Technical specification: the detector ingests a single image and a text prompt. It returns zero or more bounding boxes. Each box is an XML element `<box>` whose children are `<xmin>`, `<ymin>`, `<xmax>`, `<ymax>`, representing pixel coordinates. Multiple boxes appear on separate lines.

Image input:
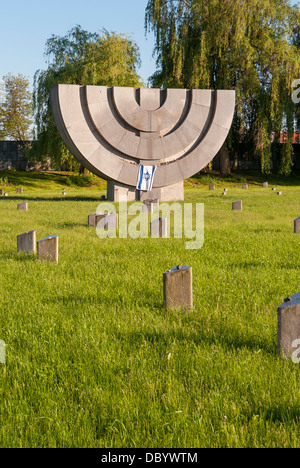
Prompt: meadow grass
<box><xmin>0</xmin><ymin>171</ymin><xmax>299</xmax><ymax>448</ymax></box>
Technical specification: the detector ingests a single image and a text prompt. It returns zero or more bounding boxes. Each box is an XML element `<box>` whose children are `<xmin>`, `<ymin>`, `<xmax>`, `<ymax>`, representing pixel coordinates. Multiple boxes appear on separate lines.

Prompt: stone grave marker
<box><xmin>151</xmin><ymin>217</ymin><xmax>167</xmax><ymax>238</ymax></box>
<box><xmin>97</xmin><ymin>212</ymin><xmax>118</xmax><ymax>230</ymax></box>
<box><xmin>209</xmin><ymin>185</ymin><xmax>215</xmax><ymax>191</ymax></box>
<box><xmin>88</xmin><ymin>212</ymin><xmax>104</xmax><ymax>227</ymax></box>
<box><xmin>0</xmin><ymin>189</ymin><xmax>4</xmax><ymax>196</ymax></box>
<box><xmin>89</xmin><ymin>212</ymin><xmax>118</xmax><ymax>229</ymax></box>
<box><xmin>17</xmin><ymin>202</ymin><xmax>28</xmax><ymax>211</ymax></box>
<box><xmin>88</xmin><ymin>213</ymin><xmax>96</xmax><ymax>226</ymax></box>
<box><xmin>294</xmin><ymin>217</ymin><xmax>300</xmax><ymax>234</ymax></box>
<box><xmin>277</xmin><ymin>294</ymin><xmax>300</xmax><ymax>362</ymax></box>
<box><xmin>16</xmin><ymin>187</ymin><xmax>23</xmax><ymax>194</ymax></box>
<box><xmin>4</xmin><ymin>193</ymin><xmax>8</xmax><ymax>197</ymax></box>
<box><xmin>17</xmin><ymin>230</ymin><xmax>36</xmax><ymax>254</ymax></box>
<box><xmin>37</xmin><ymin>235</ymin><xmax>59</xmax><ymax>263</ymax></box>
<box><xmin>163</xmin><ymin>265</ymin><xmax>193</xmax><ymax>310</ymax></box>
<box><xmin>143</xmin><ymin>199</ymin><xmax>159</xmax><ymax>214</ymax></box>
<box><xmin>0</xmin><ymin>340</ymin><xmax>6</xmax><ymax>364</ymax></box>
<box><xmin>232</xmin><ymin>200</ymin><xmax>242</xmax><ymax>211</ymax></box>
<box><xmin>262</xmin><ymin>182</ymin><xmax>268</xmax><ymax>188</ymax></box>
<box><xmin>242</xmin><ymin>184</ymin><xmax>248</xmax><ymax>190</ymax></box>
<box><xmin>277</xmin><ymin>191</ymin><xmax>282</xmax><ymax>196</ymax></box>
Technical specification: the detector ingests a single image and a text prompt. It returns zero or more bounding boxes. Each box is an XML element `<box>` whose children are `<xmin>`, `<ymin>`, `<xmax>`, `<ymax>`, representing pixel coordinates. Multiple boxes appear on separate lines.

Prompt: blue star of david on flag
<box><xmin>137</xmin><ymin>165</ymin><xmax>156</xmax><ymax>191</ymax></box>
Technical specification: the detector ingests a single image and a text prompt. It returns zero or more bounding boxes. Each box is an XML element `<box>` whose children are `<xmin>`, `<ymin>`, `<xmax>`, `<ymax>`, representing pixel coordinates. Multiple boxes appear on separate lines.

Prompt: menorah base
<box><xmin>107</xmin><ymin>181</ymin><xmax>184</xmax><ymax>202</ymax></box>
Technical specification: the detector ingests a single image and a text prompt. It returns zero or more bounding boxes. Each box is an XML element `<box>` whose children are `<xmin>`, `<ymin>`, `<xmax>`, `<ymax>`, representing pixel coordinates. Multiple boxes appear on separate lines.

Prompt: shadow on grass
<box><xmin>191</xmin><ymin>169</ymin><xmax>300</xmax><ymax>187</ymax></box>
<box><xmin>55</xmin><ymin>222</ymin><xmax>87</xmax><ymax>229</ymax></box>
<box><xmin>264</xmin><ymin>404</ymin><xmax>300</xmax><ymax>423</ymax></box>
<box><xmin>0</xmin><ymin>196</ymin><xmax>103</xmax><ymax>202</ymax></box>
<box><xmin>2</xmin><ymin>252</ymin><xmax>37</xmax><ymax>262</ymax></box>
<box><xmin>47</xmin><ymin>292</ymin><xmax>275</xmax><ymax>355</ymax></box>
<box><xmin>233</xmin><ymin>261</ymin><xmax>264</xmax><ymax>269</ymax></box>
<box><xmin>122</xmin><ymin>326</ymin><xmax>275</xmax><ymax>356</ymax></box>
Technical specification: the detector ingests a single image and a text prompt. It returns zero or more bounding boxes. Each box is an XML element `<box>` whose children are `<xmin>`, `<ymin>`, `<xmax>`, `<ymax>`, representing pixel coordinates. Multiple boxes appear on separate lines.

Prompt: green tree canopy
<box><xmin>0</xmin><ymin>73</ymin><xmax>33</xmax><ymax>141</ymax></box>
<box><xmin>32</xmin><ymin>25</ymin><xmax>143</xmax><ymax>169</ymax></box>
<box><xmin>145</xmin><ymin>0</ymin><xmax>300</xmax><ymax>175</ymax></box>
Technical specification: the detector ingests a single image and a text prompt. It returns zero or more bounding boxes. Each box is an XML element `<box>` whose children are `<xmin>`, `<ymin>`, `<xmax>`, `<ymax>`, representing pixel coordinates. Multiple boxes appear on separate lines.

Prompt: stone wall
<box><xmin>0</xmin><ymin>141</ymin><xmax>50</xmax><ymax>171</ymax></box>
<box><xmin>0</xmin><ymin>141</ymin><xmax>31</xmax><ymax>170</ymax></box>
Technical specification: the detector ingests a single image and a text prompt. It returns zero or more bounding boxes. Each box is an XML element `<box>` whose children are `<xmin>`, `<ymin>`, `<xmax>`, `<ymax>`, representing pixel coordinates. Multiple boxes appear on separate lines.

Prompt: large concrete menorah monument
<box><xmin>50</xmin><ymin>85</ymin><xmax>235</xmax><ymax>201</ymax></box>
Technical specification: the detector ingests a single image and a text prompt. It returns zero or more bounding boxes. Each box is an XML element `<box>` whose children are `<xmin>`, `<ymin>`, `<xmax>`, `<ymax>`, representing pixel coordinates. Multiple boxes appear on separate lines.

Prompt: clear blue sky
<box><xmin>0</xmin><ymin>0</ymin><xmax>156</xmax><ymax>89</ymax></box>
<box><xmin>0</xmin><ymin>0</ymin><xmax>299</xmax><ymax>91</ymax></box>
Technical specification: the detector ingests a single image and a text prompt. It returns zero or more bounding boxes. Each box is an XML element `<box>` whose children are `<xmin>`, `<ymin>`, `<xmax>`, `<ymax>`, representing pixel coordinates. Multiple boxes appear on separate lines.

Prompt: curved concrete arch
<box><xmin>112</xmin><ymin>87</ymin><xmax>187</xmax><ymax>133</ymax></box>
<box><xmin>156</xmin><ymin>91</ymin><xmax>235</xmax><ymax>186</ymax></box>
<box><xmin>50</xmin><ymin>85</ymin><xmax>235</xmax><ymax>189</ymax></box>
<box><xmin>50</xmin><ymin>84</ymin><xmax>139</xmax><ymax>185</ymax></box>
<box><xmin>85</xmin><ymin>86</ymin><xmax>212</xmax><ymax>161</ymax></box>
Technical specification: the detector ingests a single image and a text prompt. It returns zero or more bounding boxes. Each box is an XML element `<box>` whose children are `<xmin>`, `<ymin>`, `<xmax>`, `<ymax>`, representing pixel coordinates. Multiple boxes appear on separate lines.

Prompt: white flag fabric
<box><xmin>136</xmin><ymin>165</ymin><xmax>156</xmax><ymax>191</ymax></box>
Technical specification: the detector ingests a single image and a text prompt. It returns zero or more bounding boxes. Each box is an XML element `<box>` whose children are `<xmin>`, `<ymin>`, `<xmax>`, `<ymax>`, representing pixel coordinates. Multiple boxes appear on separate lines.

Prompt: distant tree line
<box><xmin>145</xmin><ymin>0</ymin><xmax>300</xmax><ymax>176</ymax></box>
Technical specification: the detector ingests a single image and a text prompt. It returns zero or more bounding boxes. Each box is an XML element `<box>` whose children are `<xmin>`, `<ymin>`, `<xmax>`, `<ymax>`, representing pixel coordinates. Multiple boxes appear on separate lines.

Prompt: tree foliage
<box><xmin>0</xmin><ymin>73</ymin><xmax>33</xmax><ymax>141</ymax></box>
<box><xmin>145</xmin><ymin>0</ymin><xmax>300</xmax><ymax>175</ymax></box>
<box><xmin>32</xmin><ymin>25</ymin><xmax>143</xmax><ymax>169</ymax></box>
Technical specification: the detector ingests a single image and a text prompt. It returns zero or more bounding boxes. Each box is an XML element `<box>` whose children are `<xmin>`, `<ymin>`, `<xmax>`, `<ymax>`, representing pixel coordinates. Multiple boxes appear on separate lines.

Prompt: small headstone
<box><xmin>0</xmin><ymin>340</ymin><xmax>6</xmax><ymax>364</ymax></box>
<box><xmin>242</xmin><ymin>184</ymin><xmax>248</xmax><ymax>190</ymax></box>
<box><xmin>272</xmin><ymin>188</ymin><xmax>276</xmax><ymax>191</ymax></box>
<box><xmin>0</xmin><ymin>189</ymin><xmax>4</xmax><ymax>196</ymax></box>
<box><xmin>17</xmin><ymin>202</ymin><xmax>28</xmax><ymax>211</ymax></box>
<box><xmin>209</xmin><ymin>185</ymin><xmax>215</xmax><ymax>191</ymax></box>
<box><xmin>232</xmin><ymin>200</ymin><xmax>242</xmax><ymax>211</ymax></box>
<box><xmin>143</xmin><ymin>199</ymin><xmax>159</xmax><ymax>214</ymax></box>
<box><xmin>151</xmin><ymin>217</ymin><xmax>167</xmax><ymax>238</ymax></box>
<box><xmin>262</xmin><ymin>182</ymin><xmax>268</xmax><ymax>188</ymax></box>
<box><xmin>163</xmin><ymin>265</ymin><xmax>193</xmax><ymax>310</ymax></box>
<box><xmin>294</xmin><ymin>217</ymin><xmax>300</xmax><ymax>234</ymax></box>
<box><xmin>62</xmin><ymin>190</ymin><xmax>67</xmax><ymax>196</ymax></box>
<box><xmin>16</xmin><ymin>187</ymin><xmax>23</xmax><ymax>194</ymax></box>
<box><xmin>222</xmin><ymin>192</ymin><xmax>227</xmax><ymax>196</ymax></box>
<box><xmin>4</xmin><ymin>193</ymin><xmax>8</xmax><ymax>197</ymax></box>
<box><xmin>37</xmin><ymin>235</ymin><xmax>59</xmax><ymax>263</ymax></box>
<box><xmin>224</xmin><ymin>188</ymin><xmax>228</xmax><ymax>192</ymax></box>
<box><xmin>277</xmin><ymin>191</ymin><xmax>282</xmax><ymax>196</ymax></box>
<box><xmin>17</xmin><ymin>230</ymin><xmax>36</xmax><ymax>254</ymax></box>
<box><xmin>88</xmin><ymin>212</ymin><xmax>104</xmax><ymax>227</ymax></box>
<box><xmin>88</xmin><ymin>212</ymin><xmax>118</xmax><ymax>229</ymax></box>
<box><xmin>144</xmin><ymin>198</ymin><xmax>159</xmax><ymax>204</ymax></box>
<box><xmin>277</xmin><ymin>294</ymin><xmax>300</xmax><ymax>361</ymax></box>
<box><xmin>97</xmin><ymin>212</ymin><xmax>118</xmax><ymax>230</ymax></box>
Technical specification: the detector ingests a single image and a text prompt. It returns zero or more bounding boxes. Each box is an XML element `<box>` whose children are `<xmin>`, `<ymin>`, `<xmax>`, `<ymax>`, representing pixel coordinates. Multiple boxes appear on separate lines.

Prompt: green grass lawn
<box><xmin>0</xmin><ymin>170</ymin><xmax>299</xmax><ymax>448</ymax></box>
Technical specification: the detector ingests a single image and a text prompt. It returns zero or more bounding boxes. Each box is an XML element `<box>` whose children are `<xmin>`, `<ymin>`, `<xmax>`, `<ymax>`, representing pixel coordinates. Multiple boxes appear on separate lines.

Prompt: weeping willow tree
<box><xmin>145</xmin><ymin>0</ymin><xmax>300</xmax><ymax>175</ymax></box>
<box><xmin>32</xmin><ymin>25</ymin><xmax>142</xmax><ymax>169</ymax></box>
<box><xmin>294</xmin><ymin>25</ymin><xmax>300</xmax><ymax>130</ymax></box>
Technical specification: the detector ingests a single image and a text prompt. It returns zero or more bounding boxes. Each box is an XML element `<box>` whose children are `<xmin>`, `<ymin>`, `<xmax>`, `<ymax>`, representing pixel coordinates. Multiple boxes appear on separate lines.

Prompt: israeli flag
<box><xmin>137</xmin><ymin>165</ymin><xmax>156</xmax><ymax>191</ymax></box>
